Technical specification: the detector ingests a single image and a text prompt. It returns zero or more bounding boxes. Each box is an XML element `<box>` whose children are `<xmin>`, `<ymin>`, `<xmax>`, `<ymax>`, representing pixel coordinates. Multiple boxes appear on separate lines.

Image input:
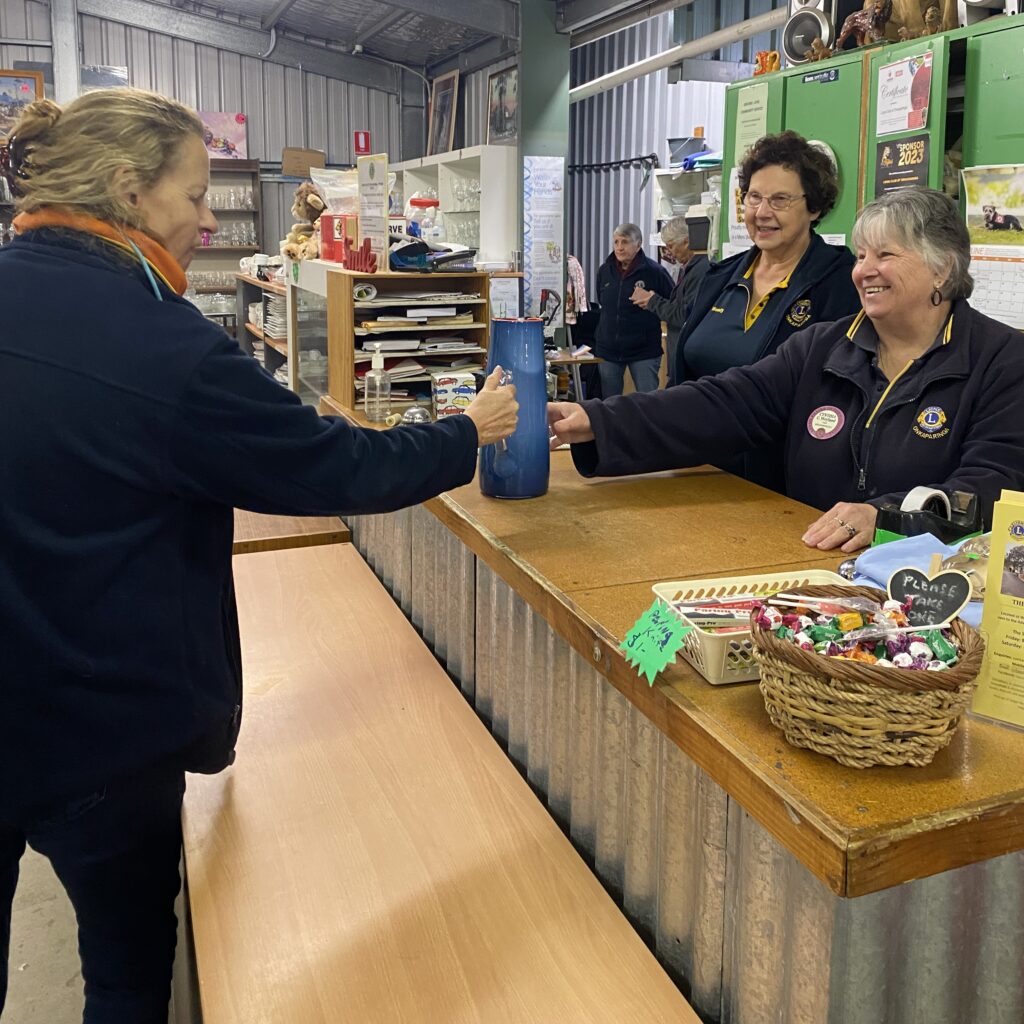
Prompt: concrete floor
<box><xmin>5</xmin><ymin>849</ymin><xmax>84</xmax><ymax>1023</ymax></box>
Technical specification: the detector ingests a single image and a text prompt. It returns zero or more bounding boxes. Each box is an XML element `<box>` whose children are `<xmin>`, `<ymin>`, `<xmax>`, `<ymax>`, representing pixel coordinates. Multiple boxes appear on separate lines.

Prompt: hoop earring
<box><xmin>930</xmin><ymin>287</ymin><xmax>943</xmax><ymax>307</ymax></box>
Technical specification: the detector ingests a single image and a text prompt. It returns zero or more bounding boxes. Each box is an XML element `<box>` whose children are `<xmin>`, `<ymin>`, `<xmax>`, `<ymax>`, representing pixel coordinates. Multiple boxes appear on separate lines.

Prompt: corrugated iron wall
<box><xmin>570</xmin><ymin>11</ymin><xmax>726</xmax><ymax>288</ymax></box>
<box><xmin>569</xmin><ymin>0</ymin><xmax>779</xmax><ymax>290</ymax></box>
<box><xmin>2</xmin><ymin>0</ymin><xmax>402</xmax><ymax>248</ymax></box>
<box><xmin>74</xmin><ymin>14</ymin><xmax>401</xmax><ymax>163</ymax></box>
<box><xmin>0</xmin><ymin>0</ymin><xmax>51</xmax><ymax>67</ymax></box>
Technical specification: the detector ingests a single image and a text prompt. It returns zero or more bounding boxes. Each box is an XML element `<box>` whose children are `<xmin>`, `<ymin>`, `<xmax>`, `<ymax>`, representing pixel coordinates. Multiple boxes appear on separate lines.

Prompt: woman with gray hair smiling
<box><xmin>549</xmin><ymin>187</ymin><xmax>1024</xmax><ymax>551</ymax></box>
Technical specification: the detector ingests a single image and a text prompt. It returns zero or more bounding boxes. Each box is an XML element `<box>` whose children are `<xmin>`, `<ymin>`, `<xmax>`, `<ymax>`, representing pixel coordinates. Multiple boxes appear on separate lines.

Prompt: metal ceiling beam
<box><xmin>50</xmin><ymin>0</ymin><xmax>81</xmax><ymax>103</ymax></box>
<box><xmin>76</xmin><ymin>0</ymin><xmax>398</xmax><ymax>93</ymax></box>
<box><xmin>356</xmin><ymin>9</ymin><xmax>407</xmax><ymax>45</ymax></box>
<box><xmin>380</xmin><ymin>0</ymin><xmax>516</xmax><ymax>40</ymax></box>
<box><xmin>569</xmin><ymin>7</ymin><xmax>786</xmax><ymax>102</ymax></box>
<box><xmin>569</xmin><ymin>0</ymin><xmax>695</xmax><ymax>48</ymax></box>
<box><xmin>261</xmin><ymin>0</ymin><xmax>300</xmax><ymax>30</ymax></box>
<box><xmin>425</xmin><ymin>35</ymin><xmax>516</xmax><ymax>79</ymax></box>
<box><xmin>557</xmin><ymin>0</ymin><xmax>643</xmax><ymax>33</ymax></box>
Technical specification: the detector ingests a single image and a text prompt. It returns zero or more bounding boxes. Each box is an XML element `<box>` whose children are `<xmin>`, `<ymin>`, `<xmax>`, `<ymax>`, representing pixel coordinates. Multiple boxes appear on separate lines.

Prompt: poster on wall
<box><xmin>875</xmin><ymin>51</ymin><xmax>932</xmax><ymax>137</ymax></box>
<box><xmin>874</xmin><ymin>133</ymin><xmax>929</xmax><ymax>197</ymax></box>
<box><xmin>0</xmin><ymin>69</ymin><xmax>44</xmax><ymax>140</ymax></box>
<box><xmin>199</xmin><ymin>112</ymin><xmax>248</xmax><ymax>159</ymax></box>
<box><xmin>961</xmin><ymin>164</ymin><xmax>1024</xmax><ymax>329</ymax></box>
<box><xmin>358</xmin><ymin>152</ymin><xmax>390</xmax><ymax>272</ymax></box>
<box><xmin>733</xmin><ymin>82</ymin><xmax>768</xmax><ymax>162</ymax></box>
<box><xmin>490</xmin><ymin>276</ymin><xmax>522</xmax><ymax>319</ymax></box>
<box><xmin>486</xmin><ymin>67</ymin><xmax>518</xmax><ymax>146</ymax></box>
<box><xmin>726</xmin><ymin>167</ymin><xmax>751</xmax><ymax>251</ymax></box>
<box><xmin>523</xmin><ymin>156</ymin><xmax>564</xmax><ymax>335</ymax></box>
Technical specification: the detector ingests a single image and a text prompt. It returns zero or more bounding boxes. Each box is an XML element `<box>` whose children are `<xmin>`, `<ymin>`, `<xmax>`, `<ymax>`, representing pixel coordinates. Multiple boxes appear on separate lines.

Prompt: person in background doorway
<box><xmin>630</xmin><ymin>217</ymin><xmax>710</xmax><ymax>387</ymax></box>
<box><xmin>593</xmin><ymin>222</ymin><xmax>674</xmax><ymax>396</ymax></box>
<box><xmin>0</xmin><ymin>88</ymin><xmax>517</xmax><ymax>1023</ymax></box>
<box><xmin>549</xmin><ymin>188</ymin><xmax>1024</xmax><ymax>550</ymax></box>
<box><xmin>669</xmin><ymin>131</ymin><xmax>860</xmax><ymax>490</ymax></box>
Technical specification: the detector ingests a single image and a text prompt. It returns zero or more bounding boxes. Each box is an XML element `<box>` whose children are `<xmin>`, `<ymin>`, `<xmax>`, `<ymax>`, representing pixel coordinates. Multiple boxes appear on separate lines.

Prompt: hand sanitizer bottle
<box><xmin>364</xmin><ymin>343</ymin><xmax>391</xmax><ymax>422</ymax></box>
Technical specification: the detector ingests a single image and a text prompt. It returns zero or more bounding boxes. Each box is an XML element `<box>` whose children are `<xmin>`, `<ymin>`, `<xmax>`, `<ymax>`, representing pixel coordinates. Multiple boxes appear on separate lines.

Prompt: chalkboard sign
<box><xmin>887</xmin><ymin>567</ymin><xmax>972</xmax><ymax>627</ymax></box>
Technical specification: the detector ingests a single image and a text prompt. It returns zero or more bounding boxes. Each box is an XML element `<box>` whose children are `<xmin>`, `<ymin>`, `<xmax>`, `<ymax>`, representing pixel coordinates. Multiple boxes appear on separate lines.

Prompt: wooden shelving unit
<box><xmin>318</xmin><ymin>266</ymin><xmax>490</xmax><ymax>412</ymax></box>
<box><xmin>236</xmin><ymin>271</ymin><xmax>291</xmax><ymax>385</ymax></box>
<box><xmin>188</xmin><ymin>158</ymin><xmax>262</xmax><ymax>296</ymax></box>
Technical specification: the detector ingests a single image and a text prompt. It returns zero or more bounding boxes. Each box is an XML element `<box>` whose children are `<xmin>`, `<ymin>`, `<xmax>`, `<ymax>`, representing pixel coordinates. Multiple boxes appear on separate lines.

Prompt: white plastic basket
<box><xmin>652</xmin><ymin>569</ymin><xmax>847</xmax><ymax>685</ymax></box>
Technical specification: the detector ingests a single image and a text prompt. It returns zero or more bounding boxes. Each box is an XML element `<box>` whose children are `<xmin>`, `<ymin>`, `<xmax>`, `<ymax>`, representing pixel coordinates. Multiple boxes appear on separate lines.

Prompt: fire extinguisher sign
<box><xmin>353</xmin><ymin>131</ymin><xmax>371</xmax><ymax>155</ymax></box>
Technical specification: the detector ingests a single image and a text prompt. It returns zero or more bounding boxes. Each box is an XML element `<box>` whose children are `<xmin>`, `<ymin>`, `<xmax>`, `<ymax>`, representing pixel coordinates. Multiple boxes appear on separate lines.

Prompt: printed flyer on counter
<box><xmin>972</xmin><ymin>489</ymin><xmax>1024</xmax><ymax>730</ymax></box>
<box><xmin>961</xmin><ymin>164</ymin><xmax>1024</xmax><ymax>329</ymax></box>
<box><xmin>523</xmin><ymin>155</ymin><xmax>565</xmax><ymax>334</ymax></box>
<box><xmin>357</xmin><ymin>153</ymin><xmax>390</xmax><ymax>270</ymax></box>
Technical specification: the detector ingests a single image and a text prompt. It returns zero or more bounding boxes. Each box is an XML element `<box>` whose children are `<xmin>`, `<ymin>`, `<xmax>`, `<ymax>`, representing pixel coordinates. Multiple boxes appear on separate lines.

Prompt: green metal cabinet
<box><xmin>720</xmin><ymin>54</ymin><xmax>865</xmax><ymax>246</ymax></box>
<box><xmin>720</xmin><ymin>76</ymin><xmax>785</xmax><ymax>248</ymax></box>
<box><xmin>962</xmin><ymin>20</ymin><xmax>1024</xmax><ymax>168</ymax></box>
<box><xmin>863</xmin><ymin>34</ymin><xmax>951</xmax><ymax>199</ymax></box>
<box><xmin>781</xmin><ymin>51</ymin><xmax>866</xmax><ymax>239</ymax></box>
<box><xmin>718</xmin><ymin>19</ymin><xmax>1024</xmax><ymax>250</ymax></box>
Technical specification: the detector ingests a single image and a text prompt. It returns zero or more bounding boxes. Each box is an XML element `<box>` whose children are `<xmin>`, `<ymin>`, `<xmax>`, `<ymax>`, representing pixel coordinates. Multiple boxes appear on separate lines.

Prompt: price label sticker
<box><xmin>620</xmin><ymin>600</ymin><xmax>693</xmax><ymax>685</ymax></box>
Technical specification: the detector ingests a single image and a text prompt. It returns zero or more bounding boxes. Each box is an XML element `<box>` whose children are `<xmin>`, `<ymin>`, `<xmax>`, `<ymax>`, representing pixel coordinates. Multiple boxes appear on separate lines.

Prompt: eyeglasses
<box><xmin>743</xmin><ymin>191</ymin><xmax>806</xmax><ymax>211</ymax></box>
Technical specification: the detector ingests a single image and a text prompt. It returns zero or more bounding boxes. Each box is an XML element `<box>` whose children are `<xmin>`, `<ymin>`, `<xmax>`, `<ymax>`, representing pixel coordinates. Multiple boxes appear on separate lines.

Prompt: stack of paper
<box><xmin>359</xmin><ymin>312</ymin><xmax>475</xmax><ymax>331</ymax></box>
<box><xmin>355</xmin><ymin>358</ymin><xmax>427</xmax><ymax>390</ymax></box>
<box><xmin>360</xmin><ymin>338</ymin><xmax>422</xmax><ymax>353</ymax></box>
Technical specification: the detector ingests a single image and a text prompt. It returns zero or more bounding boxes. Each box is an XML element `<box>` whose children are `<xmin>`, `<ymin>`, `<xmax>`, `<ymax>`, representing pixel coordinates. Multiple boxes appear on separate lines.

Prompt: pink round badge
<box><xmin>807</xmin><ymin>406</ymin><xmax>845</xmax><ymax>440</ymax></box>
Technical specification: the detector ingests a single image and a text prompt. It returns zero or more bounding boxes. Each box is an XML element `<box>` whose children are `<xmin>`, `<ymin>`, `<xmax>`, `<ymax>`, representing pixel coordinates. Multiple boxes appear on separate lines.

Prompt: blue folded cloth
<box><xmin>853</xmin><ymin>534</ymin><xmax>982</xmax><ymax>627</ymax></box>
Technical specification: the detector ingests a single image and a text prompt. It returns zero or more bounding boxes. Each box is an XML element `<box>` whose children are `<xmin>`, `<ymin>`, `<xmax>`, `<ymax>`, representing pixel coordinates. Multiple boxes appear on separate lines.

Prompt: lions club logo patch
<box><xmin>913</xmin><ymin>406</ymin><xmax>949</xmax><ymax>439</ymax></box>
<box><xmin>807</xmin><ymin>406</ymin><xmax>845</xmax><ymax>440</ymax></box>
<box><xmin>786</xmin><ymin>298</ymin><xmax>812</xmax><ymax>327</ymax></box>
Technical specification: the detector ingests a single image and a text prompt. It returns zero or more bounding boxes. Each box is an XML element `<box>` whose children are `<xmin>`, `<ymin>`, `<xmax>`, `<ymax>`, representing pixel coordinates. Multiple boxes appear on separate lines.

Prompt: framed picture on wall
<box><xmin>486</xmin><ymin>67</ymin><xmax>518</xmax><ymax>146</ymax></box>
<box><xmin>0</xmin><ymin>69</ymin><xmax>44</xmax><ymax>141</ymax></box>
<box><xmin>198</xmin><ymin>112</ymin><xmax>248</xmax><ymax>159</ymax></box>
<box><xmin>427</xmin><ymin>70</ymin><xmax>459</xmax><ymax>157</ymax></box>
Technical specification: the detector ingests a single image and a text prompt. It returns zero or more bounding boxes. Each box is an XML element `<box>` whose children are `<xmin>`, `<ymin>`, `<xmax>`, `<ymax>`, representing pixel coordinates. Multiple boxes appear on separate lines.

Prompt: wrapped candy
<box><xmin>759</xmin><ymin>593</ymin><xmax>961</xmax><ymax>670</ymax></box>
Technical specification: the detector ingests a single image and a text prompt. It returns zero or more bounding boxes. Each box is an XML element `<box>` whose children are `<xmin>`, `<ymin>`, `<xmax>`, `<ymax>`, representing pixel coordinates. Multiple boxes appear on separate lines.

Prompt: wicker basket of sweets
<box><xmin>750</xmin><ymin>585</ymin><xmax>984</xmax><ymax>769</ymax></box>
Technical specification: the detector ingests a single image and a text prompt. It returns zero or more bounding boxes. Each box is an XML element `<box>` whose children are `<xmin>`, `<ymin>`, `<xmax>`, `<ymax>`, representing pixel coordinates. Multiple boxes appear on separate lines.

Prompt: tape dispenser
<box><xmin>874</xmin><ymin>486</ymin><xmax>982</xmax><ymax>544</ymax></box>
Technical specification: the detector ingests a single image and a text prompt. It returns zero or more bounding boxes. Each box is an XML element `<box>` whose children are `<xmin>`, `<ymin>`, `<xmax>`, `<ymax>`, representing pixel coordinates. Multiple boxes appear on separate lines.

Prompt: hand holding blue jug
<box><xmin>479</xmin><ymin>318</ymin><xmax>550</xmax><ymax>499</ymax></box>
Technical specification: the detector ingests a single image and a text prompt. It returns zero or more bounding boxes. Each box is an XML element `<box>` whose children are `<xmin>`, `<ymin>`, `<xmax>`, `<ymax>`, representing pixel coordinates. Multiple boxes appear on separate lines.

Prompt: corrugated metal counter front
<box><xmin>322</xmin><ymin>399</ymin><xmax>1024</xmax><ymax>1024</ymax></box>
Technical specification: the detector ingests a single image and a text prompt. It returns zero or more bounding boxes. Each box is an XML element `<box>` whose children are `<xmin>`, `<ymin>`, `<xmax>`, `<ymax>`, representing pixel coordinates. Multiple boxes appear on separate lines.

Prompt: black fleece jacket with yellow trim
<box><xmin>572</xmin><ymin>301</ymin><xmax>1024</xmax><ymax>525</ymax></box>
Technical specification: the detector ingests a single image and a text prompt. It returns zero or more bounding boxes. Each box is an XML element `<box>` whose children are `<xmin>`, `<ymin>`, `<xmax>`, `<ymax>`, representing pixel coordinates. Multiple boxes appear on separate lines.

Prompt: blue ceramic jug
<box><xmin>479</xmin><ymin>318</ymin><xmax>550</xmax><ymax>499</ymax></box>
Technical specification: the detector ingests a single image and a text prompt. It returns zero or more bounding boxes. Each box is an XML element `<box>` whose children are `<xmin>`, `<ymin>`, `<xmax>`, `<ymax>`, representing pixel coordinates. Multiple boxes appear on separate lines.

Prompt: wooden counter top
<box><xmin>320</xmin><ymin>396</ymin><xmax>1024</xmax><ymax>897</ymax></box>
<box><xmin>184</xmin><ymin>545</ymin><xmax>697</xmax><ymax>1023</ymax></box>
<box><xmin>232</xmin><ymin>508</ymin><xmax>350</xmax><ymax>554</ymax></box>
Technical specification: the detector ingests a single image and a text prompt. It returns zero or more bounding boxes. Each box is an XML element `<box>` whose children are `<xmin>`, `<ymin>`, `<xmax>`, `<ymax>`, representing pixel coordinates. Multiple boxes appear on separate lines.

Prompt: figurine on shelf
<box><xmin>836</xmin><ymin>0</ymin><xmax>893</xmax><ymax>50</ymax></box>
<box><xmin>280</xmin><ymin>181</ymin><xmax>325</xmax><ymax>261</ymax></box>
<box><xmin>753</xmin><ymin>50</ymin><xmax>781</xmax><ymax>75</ymax></box>
<box><xmin>898</xmin><ymin>4</ymin><xmax>942</xmax><ymax>38</ymax></box>
<box><xmin>805</xmin><ymin>37</ymin><xmax>835</xmax><ymax>61</ymax></box>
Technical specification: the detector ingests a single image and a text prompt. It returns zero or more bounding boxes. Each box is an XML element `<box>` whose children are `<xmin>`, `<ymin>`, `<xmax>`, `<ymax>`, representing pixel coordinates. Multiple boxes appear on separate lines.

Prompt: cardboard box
<box><xmin>430</xmin><ymin>370</ymin><xmax>477</xmax><ymax>418</ymax></box>
<box><xmin>281</xmin><ymin>147</ymin><xmax>326</xmax><ymax>178</ymax></box>
<box><xmin>320</xmin><ymin>214</ymin><xmax>359</xmax><ymax>263</ymax></box>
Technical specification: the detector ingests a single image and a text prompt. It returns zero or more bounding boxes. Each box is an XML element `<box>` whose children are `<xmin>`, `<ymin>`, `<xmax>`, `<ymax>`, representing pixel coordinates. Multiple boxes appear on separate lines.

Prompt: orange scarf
<box><xmin>12</xmin><ymin>208</ymin><xmax>188</xmax><ymax>296</ymax></box>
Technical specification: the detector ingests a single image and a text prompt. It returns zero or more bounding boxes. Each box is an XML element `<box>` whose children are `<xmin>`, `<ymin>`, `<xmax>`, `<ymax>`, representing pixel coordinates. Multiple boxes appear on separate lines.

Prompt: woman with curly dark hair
<box><xmin>667</xmin><ymin>130</ymin><xmax>860</xmax><ymax>490</ymax></box>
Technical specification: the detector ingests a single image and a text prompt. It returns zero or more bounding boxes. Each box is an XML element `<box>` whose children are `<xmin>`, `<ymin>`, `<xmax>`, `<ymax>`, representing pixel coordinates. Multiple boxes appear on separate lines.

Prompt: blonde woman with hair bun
<box><xmin>0</xmin><ymin>88</ymin><xmax>516</xmax><ymax>1021</ymax></box>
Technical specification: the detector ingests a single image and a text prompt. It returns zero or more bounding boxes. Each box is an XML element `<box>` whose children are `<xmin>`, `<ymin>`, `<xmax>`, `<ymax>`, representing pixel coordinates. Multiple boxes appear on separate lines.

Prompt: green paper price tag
<box><xmin>620</xmin><ymin>599</ymin><xmax>693</xmax><ymax>685</ymax></box>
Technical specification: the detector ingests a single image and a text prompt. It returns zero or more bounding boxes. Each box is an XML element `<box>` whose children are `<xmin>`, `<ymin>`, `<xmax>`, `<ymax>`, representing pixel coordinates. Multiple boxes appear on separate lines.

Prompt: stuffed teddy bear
<box><xmin>280</xmin><ymin>182</ymin><xmax>326</xmax><ymax>261</ymax></box>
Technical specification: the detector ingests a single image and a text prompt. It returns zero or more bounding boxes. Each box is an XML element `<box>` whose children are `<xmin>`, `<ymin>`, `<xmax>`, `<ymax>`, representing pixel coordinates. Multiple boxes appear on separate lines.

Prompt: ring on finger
<box><xmin>839</xmin><ymin>520</ymin><xmax>857</xmax><ymax>540</ymax></box>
